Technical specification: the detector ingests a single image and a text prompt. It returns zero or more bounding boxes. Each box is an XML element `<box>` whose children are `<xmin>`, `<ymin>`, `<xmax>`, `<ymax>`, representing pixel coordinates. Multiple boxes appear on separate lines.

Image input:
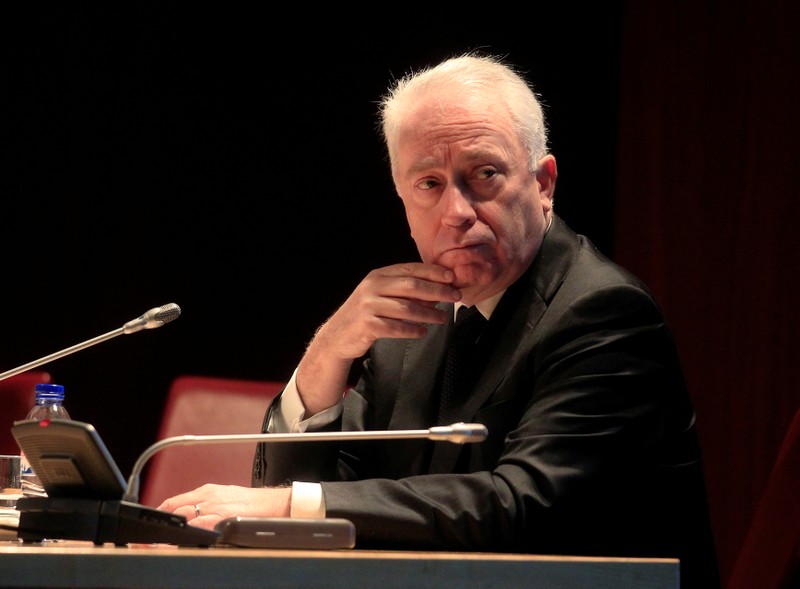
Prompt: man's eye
<box><xmin>477</xmin><ymin>168</ymin><xmax>498</xmax><ymax>180</ymax></box>
<box><xmin>418</xmin><ymin>179</ymin><xmax>439</xmax><ymax>190</ymax></box>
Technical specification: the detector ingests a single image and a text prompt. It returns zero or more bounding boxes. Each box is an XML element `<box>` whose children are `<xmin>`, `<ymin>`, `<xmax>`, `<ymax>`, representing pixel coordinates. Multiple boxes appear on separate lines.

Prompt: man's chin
<box><xmin>450</xmin><ymin>264</ymin><xmax>494</xmax><ymax>290</ymax></box>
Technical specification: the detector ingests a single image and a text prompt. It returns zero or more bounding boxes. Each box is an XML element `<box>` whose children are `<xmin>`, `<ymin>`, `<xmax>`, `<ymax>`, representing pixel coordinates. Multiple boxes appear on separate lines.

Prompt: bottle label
<box><xmin>19</xmin><ymin>452</ymin><xmax>32</xmax><ymax>476</ymax></box>
<box><xmin>19</xmin><ymin>451</ymin><xmax>44</xmax><ymax>494</ymax></box>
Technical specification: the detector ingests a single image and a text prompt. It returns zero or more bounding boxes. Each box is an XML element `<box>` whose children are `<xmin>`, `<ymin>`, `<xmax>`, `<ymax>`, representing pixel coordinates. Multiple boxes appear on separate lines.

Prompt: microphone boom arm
<box><xmin>0</xmin><ymin>303</ymin><xmax>181</xmax><ymax>382</ymax></box>
<box><xmin>0</xmin><ymin>327</ymin><xmax>125</xmax><ymax>382</ymax></box>
<box><xmin>123</xmin><ymin>423</ymin><xmax>488</xmax><ymax>503</ymax></box>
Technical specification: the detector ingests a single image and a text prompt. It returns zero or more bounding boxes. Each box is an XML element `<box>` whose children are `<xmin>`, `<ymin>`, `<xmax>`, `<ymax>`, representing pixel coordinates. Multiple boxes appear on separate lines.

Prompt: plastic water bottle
<box><xmin>19</xmin><ymin>383</ymin><xmax>71</xmax><ymax>495</ymax></box>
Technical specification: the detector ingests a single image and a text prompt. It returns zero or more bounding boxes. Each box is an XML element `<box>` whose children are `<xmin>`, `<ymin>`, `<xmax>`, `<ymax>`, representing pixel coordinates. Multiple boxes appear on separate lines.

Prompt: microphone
<box><xmin>0</xmin><ymin>303</ymin><xmax>181</xmax><ymax>382</ymax></box>
<box><xmin>11</xmin><ymin>418</ymin><xmax>488</xmax><ymax>546</ymax></box>
<box><xmin>122</xmin><ymin>303</ymin><xmax>182</xmax><ymax>334</ymax></box>
<box><xmin>122</xmin><ymin>422</ymin><xmax>489</xmax><ymax>503</ymax></box>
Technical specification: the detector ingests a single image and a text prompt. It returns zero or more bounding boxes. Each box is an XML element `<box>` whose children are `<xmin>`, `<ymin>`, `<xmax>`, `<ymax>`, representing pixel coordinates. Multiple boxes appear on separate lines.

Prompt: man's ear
<box><xmin>536</xmin><ymin>155</ymin><xmax>558</xmax><ymax>206</ymax></box>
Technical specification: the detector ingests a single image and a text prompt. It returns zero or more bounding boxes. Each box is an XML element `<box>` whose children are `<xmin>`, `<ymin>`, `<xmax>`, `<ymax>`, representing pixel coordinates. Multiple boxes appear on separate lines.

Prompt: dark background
<box><xmin>4</xmin><ymin>4</ymin><xmax>622</xmax><ymax>466</ymax></box>
<box><xmin>4</xmin><ymin>3</ymin><xmax>798</xmax><ymax>585</ymax></box>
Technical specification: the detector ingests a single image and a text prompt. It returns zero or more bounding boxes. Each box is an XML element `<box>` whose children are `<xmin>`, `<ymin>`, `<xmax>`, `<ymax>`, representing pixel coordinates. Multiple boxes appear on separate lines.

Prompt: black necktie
<box><xmin>438</xmin><ymin>305</ymin><xmax>486</xmax><ymax>424</ymax></box>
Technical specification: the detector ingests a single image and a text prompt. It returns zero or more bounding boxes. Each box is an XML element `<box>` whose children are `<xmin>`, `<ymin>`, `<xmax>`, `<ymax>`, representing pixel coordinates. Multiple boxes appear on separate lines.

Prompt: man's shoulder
<box><xmin>549</xmin><ymin>215</ymin><xmax>653</xmax><ymax>292</ymax></box>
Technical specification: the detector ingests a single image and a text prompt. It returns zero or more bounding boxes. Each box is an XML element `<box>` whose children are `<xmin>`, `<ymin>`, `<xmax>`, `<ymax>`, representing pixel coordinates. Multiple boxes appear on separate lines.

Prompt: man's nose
<box><xmin>441</xmin><ymin>183</ymin><xmax>476</xmax><ymax>226</ymax></box>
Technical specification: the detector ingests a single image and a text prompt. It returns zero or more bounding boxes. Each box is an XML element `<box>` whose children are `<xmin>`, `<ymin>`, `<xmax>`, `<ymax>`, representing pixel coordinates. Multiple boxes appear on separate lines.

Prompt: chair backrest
<box><xmin>0</xmin><ymin>371</ymin><xmax>53</xmax><ymax>455</ymax></box>
<box><xmin>726</xmin><ymin>406</ymin><xmax>800</xmax><ymax>589</ymax></box>
<box><xmin>139</xmin><ymin>375</ymin><xmax>284</xmax><ymax>507</ymax></box>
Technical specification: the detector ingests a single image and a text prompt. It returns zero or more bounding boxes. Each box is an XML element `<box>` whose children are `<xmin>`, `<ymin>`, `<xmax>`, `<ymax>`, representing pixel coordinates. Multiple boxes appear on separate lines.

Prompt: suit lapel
<box><xmin>380</xmin><ymin>306</ymin><xmax>452</xmax><ymax>475</ymax></box>
<box><xmin>427</xmin><ymin>293</ymin><xmax>546</xmax><ymax>473</ymax></box>
<box><xmin>388</xmin><ymin>304</ymin><xmax>452</xmax><ymax>431</ymax></box>
<box><xmin>427</xmin><ymin>215</ymin><xmax>579</xmax><ymax>473</ymax></box>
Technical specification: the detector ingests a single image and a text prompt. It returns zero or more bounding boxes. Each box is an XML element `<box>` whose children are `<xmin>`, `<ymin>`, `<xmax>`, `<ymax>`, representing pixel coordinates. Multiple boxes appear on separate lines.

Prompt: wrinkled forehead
<box><xmin>397</xmin><ymin>90</ymin><xmax>513</xmax><ymax>149</ymax></box>
<box><xmin>403</xmin><ymin>85</ymin><xmax>506</xmax><ymax>126</ymax></box>
<box><xmin>388</xmin><ymin>85</ymin><xmax>516</xmax><ymax>178</ymax></box>
<box><xmin>391</xmin><ymin>95</ymin><xmax>521</xmax><ymax>186</ymax></box>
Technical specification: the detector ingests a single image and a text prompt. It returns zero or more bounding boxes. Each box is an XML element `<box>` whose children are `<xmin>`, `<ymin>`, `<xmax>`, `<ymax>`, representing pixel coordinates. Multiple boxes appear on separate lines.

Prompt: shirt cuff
<box><xmin>290</xmin><ymin>481</ymin><xmax>326</xmax><ymax>518</ymax></box>
<box><xmin>270</xmin><ymin>367</ymin><xmax>344</xmax><ymax>433</ymax></box>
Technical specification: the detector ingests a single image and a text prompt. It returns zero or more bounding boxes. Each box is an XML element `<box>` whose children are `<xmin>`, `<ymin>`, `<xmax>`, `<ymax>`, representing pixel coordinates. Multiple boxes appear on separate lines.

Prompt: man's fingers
<box><xmin>370</xmin><ymin>263</ymin><xmax>462</xmax><ymax>303</ymax></box>
<box><xmin>376</xmin><ymin>262</ymin><xmax>455</xmax><ymax>284</ymax></box>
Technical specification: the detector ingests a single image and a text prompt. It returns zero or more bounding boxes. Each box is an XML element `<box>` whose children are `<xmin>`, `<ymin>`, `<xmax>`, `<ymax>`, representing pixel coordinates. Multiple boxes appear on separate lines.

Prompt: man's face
<box><xmin>393</xmin><ymin>91</ymin><xmax>555</xmax><ymax>305</ymax></box>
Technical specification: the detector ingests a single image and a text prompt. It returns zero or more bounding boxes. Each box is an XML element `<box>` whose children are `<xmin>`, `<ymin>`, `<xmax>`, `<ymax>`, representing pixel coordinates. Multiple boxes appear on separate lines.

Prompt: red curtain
<box><xmin>615</xmin><ymin>1</ymin><xmax>800</xmax><ymax>584</ymax></box>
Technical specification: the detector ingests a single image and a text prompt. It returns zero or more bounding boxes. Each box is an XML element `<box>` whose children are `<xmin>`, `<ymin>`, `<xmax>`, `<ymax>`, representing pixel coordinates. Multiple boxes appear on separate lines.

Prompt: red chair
<box><xmin>0</xmin><ymin>371</ymin><xmax>52</xmax><ymax>455</ymax></box>
<box><xmin>727</xmin><ymin>407</ymin><xmax>800</xmax><ymax>589</ymax></box>
<box><xmin>139</xmin><ymin>375</ymin><xmax>284</xmax><ymax>507</ymax></box>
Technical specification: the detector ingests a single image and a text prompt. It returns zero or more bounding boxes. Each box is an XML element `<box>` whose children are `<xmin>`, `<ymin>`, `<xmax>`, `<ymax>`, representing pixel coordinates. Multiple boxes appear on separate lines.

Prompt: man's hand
<box><xmin>317</xmin><ymin>262</ymin><xmax>460</xmax><ymax>360</ymax></box>
<box><xmin>296</xmin><ymin>263</ymin><xmax>461</xmax><ymax>416</ymax></box>
<box><xmin>157</xmin><ymin>484</ymin><xmax>292</xmax><ymax>531</ymax></box>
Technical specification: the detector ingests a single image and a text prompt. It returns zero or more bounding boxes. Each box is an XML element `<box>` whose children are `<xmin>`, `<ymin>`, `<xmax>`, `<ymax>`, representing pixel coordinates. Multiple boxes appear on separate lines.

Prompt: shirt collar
<box><xmin>454</xmin><ymin>290</ymin><xmax>505</xmax><ymax>321</ymax></box>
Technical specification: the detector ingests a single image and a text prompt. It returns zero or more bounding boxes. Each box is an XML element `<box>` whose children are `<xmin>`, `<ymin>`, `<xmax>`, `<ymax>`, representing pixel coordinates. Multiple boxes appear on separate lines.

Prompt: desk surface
<box><xmin>0</xmin><ymin>540</ymin><xmax>679</xmax><ymax>589</ymax></box>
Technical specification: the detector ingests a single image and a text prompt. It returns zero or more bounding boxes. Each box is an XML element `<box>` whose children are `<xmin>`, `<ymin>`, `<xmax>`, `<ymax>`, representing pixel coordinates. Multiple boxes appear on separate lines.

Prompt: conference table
<box><xmin>0</xmin><ymin>539</ymin><xmax>679</xmax><ymax>589</ymax></box>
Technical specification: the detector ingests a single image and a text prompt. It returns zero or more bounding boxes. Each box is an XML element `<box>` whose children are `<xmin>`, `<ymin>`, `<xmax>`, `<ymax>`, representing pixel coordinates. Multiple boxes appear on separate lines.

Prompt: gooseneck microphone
<box><xmin>121</xmin><ymin>303</ymin><xmax>182</xmax><ymax>334</ymax></box>
<box><xmin>122</xmin><ymin>423</ymin><xmax>489</xmax><ymax>503</ymax></box>
<box><xmin>0</xmin><ymin>303</ymin><xmax>181</xmax><ymax>382</ymax></box>
<box><xmin>11</xmin><ymin>418</ymin><xmax>489</xmax><ymax>546</ymax></box>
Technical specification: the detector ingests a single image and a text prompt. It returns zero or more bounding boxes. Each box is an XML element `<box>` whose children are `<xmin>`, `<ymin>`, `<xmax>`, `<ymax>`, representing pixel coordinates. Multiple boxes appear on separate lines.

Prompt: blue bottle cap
<box><xmin>35</xmin><ymin>383</ymin><xmax>65</xmax><ymax>399</ymax></box>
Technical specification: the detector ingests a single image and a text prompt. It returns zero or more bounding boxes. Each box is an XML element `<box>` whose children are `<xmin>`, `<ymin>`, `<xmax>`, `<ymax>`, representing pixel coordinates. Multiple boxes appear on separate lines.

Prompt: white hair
<box><xmin>379</xmin><ymin>52</ymin><xmax>550</xmax><ymax>175</ymax></box>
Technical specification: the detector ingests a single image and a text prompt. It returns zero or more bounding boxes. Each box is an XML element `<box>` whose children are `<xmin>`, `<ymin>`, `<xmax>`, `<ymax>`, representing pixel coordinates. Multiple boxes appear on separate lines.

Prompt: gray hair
<box><xmin>378</xmin><ymin>52</ymin><xmax>549</xmax><ymax>175</ymax></box>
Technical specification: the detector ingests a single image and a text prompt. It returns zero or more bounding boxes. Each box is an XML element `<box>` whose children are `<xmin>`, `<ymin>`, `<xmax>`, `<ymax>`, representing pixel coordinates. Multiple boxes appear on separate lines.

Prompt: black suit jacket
<box><xmin>254</xmin><ymin>215</ymin><xmax>719</xmax><ymax>589</ymax></box>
